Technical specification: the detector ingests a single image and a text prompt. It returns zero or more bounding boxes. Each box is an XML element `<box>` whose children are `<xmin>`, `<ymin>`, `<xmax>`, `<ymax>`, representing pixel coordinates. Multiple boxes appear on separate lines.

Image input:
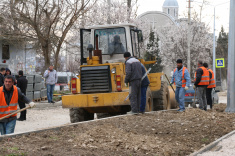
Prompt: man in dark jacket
<box><xmin>203</xmin><ymin>63</ymin><xmax>214</xmax><ymax>109</ymax></box>
<box><xmin>194</xmin><ymin>60</ymin><xmax>210</xmax><ymax>110</ymax></box>
<box><xmin>140</xmin><ymin>64</ymin><xmax>150</xmax><ymax>113</ymax></box>
<box><xmin>124</xmin><ymin>52</ymin><xmax>142</xmax><ymax>114</ymax></box>
<box><xmin>0</xmin><ymin>68</ymin><xmax>6</xmax><ymax>87</ymax></box>
<box><xmin>0</xmin><ymin>75</ymin><xmax>35</xmax><ymax>135</ymax></box>
<box><xmin>5</xmin><ymin>68</ymin><xmax>16</xmax><ymax>85</ymax></box>
<box><xmin>5</xmin><ymin>68</ymin><xmax>11</xmax><ymax>76</ymax></box>
<box><xmin>17</xmin><ymin>70</ymin><xmax>28</xmax><ymax>121</ymax></box>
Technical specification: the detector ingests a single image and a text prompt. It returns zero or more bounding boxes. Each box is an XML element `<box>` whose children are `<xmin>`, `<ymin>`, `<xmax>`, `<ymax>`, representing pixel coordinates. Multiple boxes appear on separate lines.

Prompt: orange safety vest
<box><xmin>0</xmin><ymin>86</ymin><xmax>18</xmax><ymax>119</ymax></box>
<box><xmin>194</xmin><ymin>66</ymin><xmax>210</xmax><ymax>86</ymax></box>
<box><xmin>208</xmin><ymin>69</ymin><xmax>216</xmax><ymax>88</ymax></box>
<box><xmin>173</xmin><ymin>67</ymin><xmax>187</xmax><ymax>87</ymax></box>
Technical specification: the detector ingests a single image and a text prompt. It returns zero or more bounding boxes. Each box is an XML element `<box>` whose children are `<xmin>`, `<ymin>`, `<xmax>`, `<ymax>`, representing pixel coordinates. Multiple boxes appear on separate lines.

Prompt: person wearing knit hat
<box><xmin>5</xmin><ymin>68</ymin><xmax>12</xmax><ymax>76</ymax></box>
<box><xmin>124</xmin><ymin>52</ymin><xmax>142</xmax><ymax>114</ymax></box>
<box><xmin>16</xmin><ymin>70</ymin><xmax>28</xmax><ymax>121</ymax></box>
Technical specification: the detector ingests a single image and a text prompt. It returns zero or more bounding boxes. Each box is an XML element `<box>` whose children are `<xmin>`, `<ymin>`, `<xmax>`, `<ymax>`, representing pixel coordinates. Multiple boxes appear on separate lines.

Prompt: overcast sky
<box><xmin>136</xmin><ymin>0</ymin><xmax>230</xmax><ymax>35</ymax></box>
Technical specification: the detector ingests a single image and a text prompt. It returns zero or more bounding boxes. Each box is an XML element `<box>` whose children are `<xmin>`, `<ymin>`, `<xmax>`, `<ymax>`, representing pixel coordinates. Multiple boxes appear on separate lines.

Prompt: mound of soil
<box><xmin>1</xmin><ymin>104</ymin><xmax>235</xmax><ymax>156</ymax></box>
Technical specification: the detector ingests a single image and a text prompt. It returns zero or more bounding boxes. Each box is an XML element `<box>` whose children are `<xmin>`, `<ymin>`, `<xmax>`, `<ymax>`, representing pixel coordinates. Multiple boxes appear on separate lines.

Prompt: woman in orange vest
<box><xmin>0</xmin><ymin>75</ymin><xmax>35</xmax><ymax>135</ymax></box>
<box><xmin>194</xmin><ymin>61</ymin><xmax>210</xmax><ymax>111</ymax></box>
<box><xmin>203</xmin><ymin>63</ymin><xmax>216</xmax><ymax>109</ymax></box>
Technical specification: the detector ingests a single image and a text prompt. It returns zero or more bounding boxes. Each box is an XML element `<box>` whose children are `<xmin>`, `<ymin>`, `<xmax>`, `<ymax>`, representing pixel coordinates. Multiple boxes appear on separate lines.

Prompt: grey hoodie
<box><xmin>44</xmin><ymin>69</ymin><xmax>58</xmax><ymax>85</ymax></box>
<box><xmin>124</xmin><ymin>57</ymin><xmax>142</xmax><ymax>83</ymax></box>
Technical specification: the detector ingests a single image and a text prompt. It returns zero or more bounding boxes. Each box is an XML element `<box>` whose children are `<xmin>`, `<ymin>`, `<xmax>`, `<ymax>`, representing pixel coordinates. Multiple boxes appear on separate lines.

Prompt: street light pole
<box><xmin>225</xmin><ymin>0</ymin><xmax>235</xmax><ymax>112</ymax></box>
<box><xmin>213</xmin><ymin>7</ymin><xmax>216</xmax><ymax>81</ymax></box>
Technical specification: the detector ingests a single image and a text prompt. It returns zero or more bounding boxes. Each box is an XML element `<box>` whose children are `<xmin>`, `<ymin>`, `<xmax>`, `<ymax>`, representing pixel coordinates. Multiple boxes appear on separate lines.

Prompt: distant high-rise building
<box><xmin>162</xmin><ymin>0</ymin><xmax>179</xmax><ymax>19</ymax></box>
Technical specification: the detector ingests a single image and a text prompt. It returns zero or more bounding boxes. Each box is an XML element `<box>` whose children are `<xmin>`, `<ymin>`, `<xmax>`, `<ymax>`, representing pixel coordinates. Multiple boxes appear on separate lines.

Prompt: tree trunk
<box><xmin>42</xmin><ymin>45</ymin><xmax>50</xmax><ymax>71</ymax></box>
<box><xmin>127</xmin><ymin>0</ymin><xmax>131</xmax><ymax>22</ymax></box>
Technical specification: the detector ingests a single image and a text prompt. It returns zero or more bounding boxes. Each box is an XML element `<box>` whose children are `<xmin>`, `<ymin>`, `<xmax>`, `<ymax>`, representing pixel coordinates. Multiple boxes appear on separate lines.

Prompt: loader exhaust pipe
<box><xmin>94</xmin><ymin>35</ymin><xmax>102</xmax><ymax>64</ymax></box>
<box><xmin>87</xmin><ymin>44</ymin><xmax>94</xmax><ymax>60</ymax></box>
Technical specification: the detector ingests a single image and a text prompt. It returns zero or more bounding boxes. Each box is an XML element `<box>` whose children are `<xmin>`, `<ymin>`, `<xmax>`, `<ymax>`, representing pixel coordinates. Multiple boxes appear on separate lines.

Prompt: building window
<box><xmin>2</xmin><ymin>44</ymin><xmax>10</xmax><ymax>60</ymax></box>
<box><xmin>168</xmin><ymin>8</ymin><xmax>170</xmax><ymax>14</ymax></box>
<box><xmin>174</xmin><ymin>9</ymin><xmax>176</xmax><ymax>16</ymax></box>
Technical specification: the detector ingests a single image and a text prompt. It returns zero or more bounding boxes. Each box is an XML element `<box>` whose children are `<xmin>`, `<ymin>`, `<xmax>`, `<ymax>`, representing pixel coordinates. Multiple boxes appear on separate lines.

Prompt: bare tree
<box><xmin>157</xmin><ymin>20</ymin><xmax>213</xmax><ymax>77</ymax></box>
<box><xmin>0</xmin><ymin>0</ymin><xmax>96</xmax><ymax>70</ymax></box>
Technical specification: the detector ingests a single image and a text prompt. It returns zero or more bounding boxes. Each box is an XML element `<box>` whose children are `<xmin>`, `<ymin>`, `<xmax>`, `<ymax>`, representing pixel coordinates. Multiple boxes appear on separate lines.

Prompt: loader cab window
<box><xmin>131</xmin><ymin>29</ymin><xmax>139</xmax><ymax>57</ymax></box>
<box><xmin>95</xmin><ymin>28</ymin><xmax>127</xmax><ymax>55</ymax></box>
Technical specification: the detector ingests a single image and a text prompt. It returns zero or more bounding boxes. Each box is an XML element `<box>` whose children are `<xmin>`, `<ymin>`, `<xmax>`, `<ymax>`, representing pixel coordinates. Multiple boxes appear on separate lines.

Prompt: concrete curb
<box><xmin>189</xmin><ymin>130</ymin><xmax>235</xmax><ymax>156</ymax></box>
<box><xmin>0</xmin><ymin>108</ymin><xmax>177</xmax><ymax>140</ymax></box>
<box><xmin>33</xmin><ymin>101</ymin><xmax>62</xmax><ymax>108</ymax></box>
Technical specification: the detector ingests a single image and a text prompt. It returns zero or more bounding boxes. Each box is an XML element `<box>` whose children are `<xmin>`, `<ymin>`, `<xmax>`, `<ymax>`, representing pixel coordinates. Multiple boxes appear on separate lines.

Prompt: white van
<box><xmin>55</xmin><ymin>72</ymin><xmax>77</xmax><ymax>91</ymax></box>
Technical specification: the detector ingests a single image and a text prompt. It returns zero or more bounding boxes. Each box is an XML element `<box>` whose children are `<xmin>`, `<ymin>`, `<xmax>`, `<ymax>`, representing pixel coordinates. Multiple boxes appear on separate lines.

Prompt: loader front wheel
<box><xmin>69</xmin><ymin>108</ymin><xmax>94</xmax><ymax>123</ymax></box>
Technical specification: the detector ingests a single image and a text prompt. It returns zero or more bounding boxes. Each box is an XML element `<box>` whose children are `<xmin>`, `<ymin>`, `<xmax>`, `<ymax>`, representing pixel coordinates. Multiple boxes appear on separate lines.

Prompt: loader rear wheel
<box><xmin>145</xmin><ymin>87</ymin><xmax>153</xmax><ymax>112</ymax></box>
<box><xmin>153</xmin><ymin>81</ymin><xmax>171</xmax><ymax>110</ymax></box>
<box><xmin>69</xmin><ymin>108</ymin><xmax>94</xmax><ymax>123</ymax></box>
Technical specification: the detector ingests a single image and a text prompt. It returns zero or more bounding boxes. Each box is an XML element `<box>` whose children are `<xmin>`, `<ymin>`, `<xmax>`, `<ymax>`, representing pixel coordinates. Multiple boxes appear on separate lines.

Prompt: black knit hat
<box><xmin>124</xmin><ymin>52</ymin><xmax>131</xmax><ymax>58</ymax></box>
<box><xmin>176</xmin><ymin>59</ymin><xmax>182</xmax><ymax>63</ymax></box>
<box><xmin>19</xmin><ymin>70</ymin><xmax>23</xmax><ymax>76</ymax></box>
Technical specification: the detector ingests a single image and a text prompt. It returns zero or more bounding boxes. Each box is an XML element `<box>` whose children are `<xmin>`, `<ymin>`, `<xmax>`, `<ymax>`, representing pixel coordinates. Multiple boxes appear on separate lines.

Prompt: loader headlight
<box><xmin>111</xmin><ymin>68</ymin><xmax>116</xmax><ymax>74</ymax></box>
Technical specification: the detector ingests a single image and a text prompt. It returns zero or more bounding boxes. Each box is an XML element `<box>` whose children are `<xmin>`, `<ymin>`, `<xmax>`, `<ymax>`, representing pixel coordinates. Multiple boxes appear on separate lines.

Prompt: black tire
<box><xmin>145</xmin><ymin>87</ymin><xmax>154</xmax><ymax>112</ymax></box>
<box><xmin>69</xmin><ymin>108</ymin><xmax>94</xmax><ymax>123</ymax></box>
<box><xmin>152</xmin><ymin>81</ymin><xmax>170</xmax><ymax>111</ymax></box>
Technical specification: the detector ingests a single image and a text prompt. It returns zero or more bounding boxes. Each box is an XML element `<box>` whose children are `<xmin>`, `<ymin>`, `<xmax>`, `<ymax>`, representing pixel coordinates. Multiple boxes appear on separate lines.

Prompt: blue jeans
<box><xmin>175</xmin><ymin>87</ymin><xmax>186</xmax><ymax>110</ymax></box>
<box><xmin>0</xmin><ymin>119</ymin><xmax>17</xmax><ymax>135</ymax></box>
<box><xmin>140</xmin><ymin>86</ymin><xmax>148</xmax><ymax>112</ymax></box>
<box><xmin>47</xmin><ymin>84</ymin><xmax>55</xmax><ymax>103</ymax></box>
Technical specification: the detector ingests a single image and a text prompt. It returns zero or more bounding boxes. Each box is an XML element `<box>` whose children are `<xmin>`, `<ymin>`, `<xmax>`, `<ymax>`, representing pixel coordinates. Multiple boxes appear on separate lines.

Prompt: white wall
<box><xmin>0</xmin><ymin>41</ymin><xmax>37</xmax><ymax>74</ymax></box>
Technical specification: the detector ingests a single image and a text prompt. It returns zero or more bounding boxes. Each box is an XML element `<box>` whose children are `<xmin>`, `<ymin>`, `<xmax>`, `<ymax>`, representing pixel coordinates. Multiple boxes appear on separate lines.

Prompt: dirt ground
<box><xmin>14</xmin><ymin>106</ymin><xmax>70</xmax><ymax>134</ymax></box>
<box><xmin>1</xmin><ymin>103</ymin><xmax>235</xmax><ymax>156</ymax></box>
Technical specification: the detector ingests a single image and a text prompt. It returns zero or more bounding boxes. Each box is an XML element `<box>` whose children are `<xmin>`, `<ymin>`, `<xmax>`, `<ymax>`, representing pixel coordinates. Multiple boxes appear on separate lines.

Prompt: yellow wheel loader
<box><xmin>62</xmin><ymin>23</ymin><xmax>176</xmax><ymax>123</ymax></box>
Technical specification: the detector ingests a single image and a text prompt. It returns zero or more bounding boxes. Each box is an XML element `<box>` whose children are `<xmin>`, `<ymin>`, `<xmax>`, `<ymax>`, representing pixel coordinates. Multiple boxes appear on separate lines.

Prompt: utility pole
<box><xmin>187</xmin><ymin>0</ymin><xmax>191</xmax><ymax>76</ymax></box>
<box><xmin>24</xmin><ymin>42</ymin><xmax>27</xmax><ymax>74</ymax></box>
<box><xmin>213</xmin><ymin>7</ymin><xmax>216</xmax><ymax>82</ymax></box>
<box><xmin>225</xmin><ymin>0</ymin><xmax>235</xmax><ymax>113</ymax></box>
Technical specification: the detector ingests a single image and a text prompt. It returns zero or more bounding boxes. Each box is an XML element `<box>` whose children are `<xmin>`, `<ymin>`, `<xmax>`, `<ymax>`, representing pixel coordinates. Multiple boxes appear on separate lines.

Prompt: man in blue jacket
<box><xmin>171</xmin><ymin>59</ymin><xmax>191</xmax><ymax>112</ymax></box>
<box><xmin>140</xmin><ymin>64</ymin><xmax>150</xmax><ymax>113</ymax></box>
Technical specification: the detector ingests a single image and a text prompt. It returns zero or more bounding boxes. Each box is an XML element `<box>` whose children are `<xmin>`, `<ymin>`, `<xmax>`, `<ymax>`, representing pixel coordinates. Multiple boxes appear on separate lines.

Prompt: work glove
<box><xmin>193</xmin><ymin>85</ymin><xmax>196</xmax><ymax>89</ymax></box>
<box><xmin>170</xmin><ymin>82</ymin><xmax>174</xmax><ymax>86</ymax></box>
<box><xmin>185</xmin><ymin>86</ymin><xmax>189</xmax><ymax>90</ymax></box>
<box><xmin>29</xmin><ymin>102</ymin><xmax>36</xmax><ymax>108</ymax></box>
<box><xmin>125</xmin><ymin>83</ymin><xmax>128</xmax><ymax>87</ymax></box>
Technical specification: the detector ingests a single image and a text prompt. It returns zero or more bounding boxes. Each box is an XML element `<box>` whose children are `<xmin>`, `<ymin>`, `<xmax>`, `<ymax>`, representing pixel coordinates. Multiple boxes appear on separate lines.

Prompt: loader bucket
<box><xmin>168</xmin><ymin>86</ymin><xmax>177</xmax><ymax>109</ymax></box>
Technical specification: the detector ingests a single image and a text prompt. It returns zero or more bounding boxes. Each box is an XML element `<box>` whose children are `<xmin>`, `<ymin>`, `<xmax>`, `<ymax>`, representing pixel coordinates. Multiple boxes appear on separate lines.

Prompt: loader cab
<box><xmin>80</xmin><ymin>24</ymin><xmax>143</xmax><ymax>65</ymax></box>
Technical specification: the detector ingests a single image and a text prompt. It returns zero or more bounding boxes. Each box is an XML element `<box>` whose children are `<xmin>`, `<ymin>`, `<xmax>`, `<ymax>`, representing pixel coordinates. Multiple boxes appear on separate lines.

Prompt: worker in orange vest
<box><xmin>171</xmin><ymin>59</ymin><xmax>191</xmax><ymax>112</ymax></box>
<box><xmin>203</xmin><ymin>63</ymin><xmax>216</xmax><ymax>109</ymax></box>
<box><xmin>194</xmin><ymin>60</ymin><xmax>210</xmax><ymax>111</ymax></box>
<box><xmin>0</xmin><ymin>75</ymin><xmax>35</xmax><ymax>135</ymax></box>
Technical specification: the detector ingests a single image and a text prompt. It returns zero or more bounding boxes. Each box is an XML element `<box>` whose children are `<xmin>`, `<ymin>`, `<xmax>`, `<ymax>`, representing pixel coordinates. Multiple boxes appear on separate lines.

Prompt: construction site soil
<box><xmin>1</xmin><ymin>103</ymin><xmax>235</xmax><ymax>156</ymax></box>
